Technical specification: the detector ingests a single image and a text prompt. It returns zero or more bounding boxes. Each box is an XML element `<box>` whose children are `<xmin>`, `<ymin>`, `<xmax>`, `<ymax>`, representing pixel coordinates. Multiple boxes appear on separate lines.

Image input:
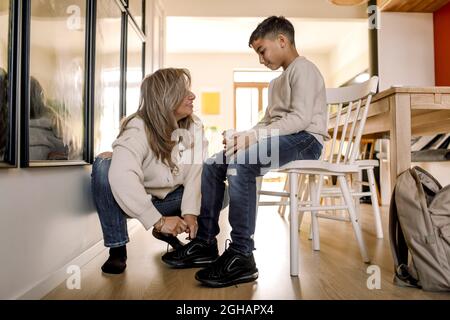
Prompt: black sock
<box><xmin>101</xmin><ymin>245</ymin><xmax>127</xmax><ymax>274</ymax></box>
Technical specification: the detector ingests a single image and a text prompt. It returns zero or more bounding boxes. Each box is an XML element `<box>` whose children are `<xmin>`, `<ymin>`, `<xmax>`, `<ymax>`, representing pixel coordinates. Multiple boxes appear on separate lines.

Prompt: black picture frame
<box><xmin>0</xmin><ymin>0</ymin><xmax>19</xmax><ymax>168</ymax></box>
<box><xmin>20</xmin><ymin>0</ymin><xmax>93</xmax><ymax>167</ymax></box>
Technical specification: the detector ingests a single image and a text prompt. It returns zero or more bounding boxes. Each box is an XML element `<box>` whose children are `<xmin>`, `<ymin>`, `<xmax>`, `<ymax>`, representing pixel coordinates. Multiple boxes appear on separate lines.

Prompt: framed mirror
<box><xmin>21</xmin><ymin>0</ymin><xmax>90</xmax><ymax>167</ymax></box>
<box><xmin>0</xmin><ymin>0</ymin><xmax>18</xmax><ymax>167</ymax></box>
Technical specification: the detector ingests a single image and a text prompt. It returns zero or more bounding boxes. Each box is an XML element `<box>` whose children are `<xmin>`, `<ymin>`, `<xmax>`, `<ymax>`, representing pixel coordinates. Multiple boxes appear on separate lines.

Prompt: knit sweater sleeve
<box><xmin>108</xmin><ymin>124</ymin><xmax>161</xmax><ymax>230</ymax></box>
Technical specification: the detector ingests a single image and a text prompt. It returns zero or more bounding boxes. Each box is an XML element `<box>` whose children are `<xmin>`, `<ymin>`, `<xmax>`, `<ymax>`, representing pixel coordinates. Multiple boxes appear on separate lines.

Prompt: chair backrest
<box><xmin>324</xmin><ymin>76</ymin><xmax>379</xmax><ymax>165</ymax></box>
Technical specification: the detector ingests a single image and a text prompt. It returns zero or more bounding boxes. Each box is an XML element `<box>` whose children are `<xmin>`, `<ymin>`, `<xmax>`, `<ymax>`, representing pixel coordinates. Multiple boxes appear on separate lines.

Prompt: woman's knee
<box><xmin>92</xmin><ymin>157</ymin><xmax>111</xmax><ymax>186</ymax></box>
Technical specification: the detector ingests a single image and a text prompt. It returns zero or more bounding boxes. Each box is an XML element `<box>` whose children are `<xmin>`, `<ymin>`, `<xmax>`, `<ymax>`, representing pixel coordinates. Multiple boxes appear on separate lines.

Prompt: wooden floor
<box><xmin>44</xmin><ymin>185</ymin><xmax>450</xmax><ymax>300</ymax></box>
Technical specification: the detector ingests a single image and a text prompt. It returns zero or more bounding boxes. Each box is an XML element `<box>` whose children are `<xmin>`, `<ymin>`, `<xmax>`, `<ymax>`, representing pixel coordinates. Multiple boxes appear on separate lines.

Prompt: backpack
<box><xmin>389</xmin><ymin>166</ymin><xmax>450</xmax><ymax>291</ymax></box>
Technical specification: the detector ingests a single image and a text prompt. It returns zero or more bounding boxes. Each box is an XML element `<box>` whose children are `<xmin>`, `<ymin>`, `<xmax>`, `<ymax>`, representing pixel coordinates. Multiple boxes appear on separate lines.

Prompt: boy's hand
<box><xmin>183</xmin><ymin>214</ymin><xmax>198</xmax><ymax>239</ymax></box>
<box><xmin>224</xmin><ymin>131</ymin><xmax>257</xmax><ymax>156</ymax></box>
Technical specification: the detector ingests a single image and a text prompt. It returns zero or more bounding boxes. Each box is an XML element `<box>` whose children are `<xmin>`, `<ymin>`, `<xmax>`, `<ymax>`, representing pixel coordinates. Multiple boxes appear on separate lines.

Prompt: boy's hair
<box><xmin>248</xmin><ymin>16</ymin><xmax>295</xmax><ymax>47</ymax></box>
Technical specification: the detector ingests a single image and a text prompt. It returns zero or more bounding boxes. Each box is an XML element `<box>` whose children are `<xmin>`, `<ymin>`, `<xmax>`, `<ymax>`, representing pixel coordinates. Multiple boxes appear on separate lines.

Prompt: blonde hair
<box><xmin>119</xmin><ymin>68</ymin><xmax>193</xmax><ymax>169</ymax></box>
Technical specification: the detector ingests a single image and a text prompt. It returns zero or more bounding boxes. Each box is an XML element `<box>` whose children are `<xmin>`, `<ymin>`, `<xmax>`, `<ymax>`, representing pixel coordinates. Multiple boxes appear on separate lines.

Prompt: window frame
<box><xmin>0</xmin><ymin>0</ymin><xmax>19</xmax><ymax>168</ymax></box>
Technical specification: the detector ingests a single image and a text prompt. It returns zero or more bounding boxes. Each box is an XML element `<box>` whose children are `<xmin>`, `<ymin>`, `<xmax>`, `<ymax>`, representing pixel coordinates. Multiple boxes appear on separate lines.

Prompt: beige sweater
<box><xmin>108</xmin><ymin>115</ymin><xmax>207</xmax><ymax>230</ymax></box>
<box><xmin>253</xmin><ymin>56</ymin><xmax>329</xmax><ymax>144</ymax></box>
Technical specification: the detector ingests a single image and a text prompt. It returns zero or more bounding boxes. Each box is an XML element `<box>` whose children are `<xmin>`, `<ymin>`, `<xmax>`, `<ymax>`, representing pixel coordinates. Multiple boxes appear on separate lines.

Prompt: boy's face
<box><xmin>251</xmin><ymin>36</ymin><xmax>285</xmax><ymax>70</ymax></box>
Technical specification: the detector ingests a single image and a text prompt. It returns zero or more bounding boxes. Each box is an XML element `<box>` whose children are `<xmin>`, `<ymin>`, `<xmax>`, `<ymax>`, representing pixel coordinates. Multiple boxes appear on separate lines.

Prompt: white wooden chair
<box><xmin>256</xmin><ymin>76</ymin><xmax>379</xmax><ymax>276</ymax></box>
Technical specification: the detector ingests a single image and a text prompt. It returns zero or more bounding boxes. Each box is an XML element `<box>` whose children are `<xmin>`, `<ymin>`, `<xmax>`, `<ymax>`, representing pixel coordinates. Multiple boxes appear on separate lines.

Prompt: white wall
<box><xmin>0</xmin><ymin>166</ymin><xmax>100</xmax><ymax>299</ymax></box>
<box><xmin>330</xmin><ymin>26</ymin><xmax>369</xmax><ymax>87</ymax></box>
<box><xmin>377</xmin><ymin>12</ymin><xmax>435</xmax><ymax>91</ymax></box>
<box><xmin>161</xmin><ymin>0</ymin><xmax>367</xmax><ymax>19</ymax></box>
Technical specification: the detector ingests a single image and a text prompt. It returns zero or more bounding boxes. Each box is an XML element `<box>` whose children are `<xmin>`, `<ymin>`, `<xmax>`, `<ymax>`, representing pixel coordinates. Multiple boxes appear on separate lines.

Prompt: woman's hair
<box><xmin>30</xmin><ymin>76</ymin><xmax>47</xmax><ymax>119</ymax></box>
<box><xmin>118</xmin><ymin>68</ymin><xmax>193</xmax><ymax>170</ymax></box>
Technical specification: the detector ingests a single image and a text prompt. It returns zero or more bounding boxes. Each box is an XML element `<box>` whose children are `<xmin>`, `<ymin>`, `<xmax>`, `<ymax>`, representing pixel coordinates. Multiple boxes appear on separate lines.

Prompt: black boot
<box><xmin>152</xmin><ymin>228</ymin><xmax>184</xmax><ymax>250</ymax></box>
<box><xmin>101</xmin><ymin>245</ymin><xmax>127</xmax><ymax>274</ymax></box>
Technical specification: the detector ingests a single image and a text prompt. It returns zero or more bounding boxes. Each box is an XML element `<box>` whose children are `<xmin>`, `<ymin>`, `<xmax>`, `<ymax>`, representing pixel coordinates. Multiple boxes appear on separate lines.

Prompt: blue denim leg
<box><xmin>91</xmin><ymin>157</ymin><xmax>184</xmax><ymax>248</ymax></box>
<box><xmin>196</xmin><ymin>152</ymin><xmax>229</xmax><ymax>242</ymax></box>
<box><xmin>204</xmin><ymin>131</ymin><xmax>323</xmax><ymax>254</ymax></box>
<box><xmin>151</xmin><ymin>185</ymin><xmax>184</xmax><ymax>216</ymax></box>
<box><xmin>91</xmin><ymin>157</ymin><xmax>130</xmax><ymax>248</ymax></box>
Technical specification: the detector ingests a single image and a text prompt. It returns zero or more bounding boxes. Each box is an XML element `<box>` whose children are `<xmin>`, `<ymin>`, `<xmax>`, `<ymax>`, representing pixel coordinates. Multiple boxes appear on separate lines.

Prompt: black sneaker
<box><xmin>152</xmin><ymin>228</ymin><xmax>184</xmax><ymax>250</ymax></box>
<box><xmin>195</xmin><ymin>247</ymin><xmax>258</xmax><ymax>288</ymax></box>
<box><xmin>161</xmin><ymin>238</ymin><xmax>219</xmax><ymax>268</ymax></box>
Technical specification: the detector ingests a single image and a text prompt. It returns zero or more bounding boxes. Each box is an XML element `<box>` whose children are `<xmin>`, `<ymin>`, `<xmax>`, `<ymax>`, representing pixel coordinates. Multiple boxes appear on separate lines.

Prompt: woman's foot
<box><xmin>101</xmin><ymin>245</ymin><xmax>127</xmax><ymax>274</ymax></box>
<box><xmin>152</xmin><ymin>228</ymin><xmax>184</xmax><ymax>250</ymax></box>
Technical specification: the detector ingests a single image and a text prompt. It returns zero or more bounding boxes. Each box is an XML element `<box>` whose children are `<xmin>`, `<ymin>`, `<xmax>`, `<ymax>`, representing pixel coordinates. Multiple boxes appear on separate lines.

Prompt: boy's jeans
<box><xmin>197</xmin><ymin>131</ymin><xmax>322</xmax><ymax>254</ymax></box>
<box><xmin>91</xmin><ymin>157</ymin><xmax>185</xmax><ymax>248</ymax></box>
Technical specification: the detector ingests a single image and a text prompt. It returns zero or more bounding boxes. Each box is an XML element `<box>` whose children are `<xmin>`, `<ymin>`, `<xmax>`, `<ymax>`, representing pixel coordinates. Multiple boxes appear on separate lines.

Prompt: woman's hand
<box><xmin>183</xmin><ymin>214</ymin><xmax>198</xmax><ymax>239</ymax></box>
<box><xmin>154</xmin><ymin>216</ymin><xmax>187</xmax><ymax>236</ymax></box>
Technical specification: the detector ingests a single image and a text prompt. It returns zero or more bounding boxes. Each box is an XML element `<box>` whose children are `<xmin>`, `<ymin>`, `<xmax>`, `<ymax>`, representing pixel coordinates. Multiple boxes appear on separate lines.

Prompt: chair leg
<box><xmin>298</xmin><ymin>175</ymin><xmax>308</xmax><ymax>232</ymax></box>
<box><xmin>355</xmin><ymin>171</ymin><xmax>363</xmax><ymax>220</ymax></box>
<box><xmin>367</xmin><ymin>168</ymin><xmax>383</xmax><ymax>239</ymax></box>
<box><xmin>256</xmin><ymin>176</ymin><xmax>263</xmax><ymax>219</ymax></box>
<box><xmin>289</xmin><ymin>172</ymin><xmax>299</xmax><ymax>276</ymax></box>
<box><xmin>278</xmin><ymin>174</ymin><xmax>289</xmax><ymax>217</ymax></box>
<box><xmin>309</xmin><ymin>174</ymin><xmax>320</xmax><ymax>251</ymax></box>
<box><xmin>337</xmin><ymin>175</ymin><xmax>370</xmax><ymax>263</ymax></box>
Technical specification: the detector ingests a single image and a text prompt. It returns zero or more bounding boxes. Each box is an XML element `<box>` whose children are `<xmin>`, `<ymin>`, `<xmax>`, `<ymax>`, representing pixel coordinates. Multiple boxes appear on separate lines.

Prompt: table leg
<box><xmin>389</xmin><ymin>93</ymin><xmax>411</xmax><ymax>192</ymax></box>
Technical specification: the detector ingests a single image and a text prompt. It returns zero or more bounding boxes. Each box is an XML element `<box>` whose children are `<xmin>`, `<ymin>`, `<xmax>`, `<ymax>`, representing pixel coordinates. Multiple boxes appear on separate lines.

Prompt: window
<box><xmin>125</xmin><ymin>18</ymin><xmax>145</xmax><ymax>116</ymax></box>
<box><xmin>233</xmin><ymin>70</ymin><xmax>281</xmax><ymax>131</ymax></box>
<box><xmin>93</xmin><ymin>0</ymin><xmax>123</xmax><ymax>155</ymax></box>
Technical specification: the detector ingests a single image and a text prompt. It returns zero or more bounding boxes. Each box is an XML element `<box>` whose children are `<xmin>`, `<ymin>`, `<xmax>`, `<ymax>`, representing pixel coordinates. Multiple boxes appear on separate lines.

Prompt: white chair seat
<box><xmin>354</xmin><ymin>159</ymin><xmax>379</xmax><ymax>168</ymax></box>
<box><xmin>279</xmin><ymin>160</ymin><xmax>359</xmax><ymax>174</ymax></box>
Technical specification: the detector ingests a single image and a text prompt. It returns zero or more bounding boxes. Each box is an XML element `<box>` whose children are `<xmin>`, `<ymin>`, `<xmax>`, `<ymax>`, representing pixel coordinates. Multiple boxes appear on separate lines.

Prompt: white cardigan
<box><xmin>108</xmin><ymin>115</ymin><xmax>207</xmax><ymax>230</ymax></box>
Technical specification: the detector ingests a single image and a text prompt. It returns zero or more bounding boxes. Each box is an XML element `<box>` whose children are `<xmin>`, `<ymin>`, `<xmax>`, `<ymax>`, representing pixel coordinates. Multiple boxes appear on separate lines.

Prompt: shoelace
<box><xmin>224</xmin><ymin>238</ymin><xmax>232</xmax><ymax>250</ymax></box>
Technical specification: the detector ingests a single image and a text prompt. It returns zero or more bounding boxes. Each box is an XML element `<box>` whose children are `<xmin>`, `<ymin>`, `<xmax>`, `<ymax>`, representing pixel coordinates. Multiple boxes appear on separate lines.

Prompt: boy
<box><xmin>161</xmin><ymin>16</ymin><xmax>328</xmax><ymax>287</ymax></box>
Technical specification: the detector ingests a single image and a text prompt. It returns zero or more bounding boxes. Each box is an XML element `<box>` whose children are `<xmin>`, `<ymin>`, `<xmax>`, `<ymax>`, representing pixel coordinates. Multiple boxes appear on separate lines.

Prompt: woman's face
<box><xmin>174</xmin><ymin>90</ymin><xmax>195</xmax><ymax>121</ymax></box>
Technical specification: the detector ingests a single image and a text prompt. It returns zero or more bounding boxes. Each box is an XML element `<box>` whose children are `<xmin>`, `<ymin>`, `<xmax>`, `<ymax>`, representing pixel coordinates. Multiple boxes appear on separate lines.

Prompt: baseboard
<box><xmin>15</xmin><ymin>219</ymin><xmax>142</xmax><ymax>300</ymax></box>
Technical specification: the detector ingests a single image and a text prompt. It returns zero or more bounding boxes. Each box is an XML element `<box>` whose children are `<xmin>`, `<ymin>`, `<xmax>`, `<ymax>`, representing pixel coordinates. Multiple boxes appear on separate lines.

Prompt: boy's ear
<box><xmin>277</xmin><ymin>34</ymin><xmax>287</xmax><ymax>48</ymax></box>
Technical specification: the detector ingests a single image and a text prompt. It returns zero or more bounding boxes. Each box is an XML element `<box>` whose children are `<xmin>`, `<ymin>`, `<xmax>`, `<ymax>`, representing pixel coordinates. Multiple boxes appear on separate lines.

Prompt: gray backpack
<box><xmin>389</xmin><ymin>166</ymin><xmax>450</xmax><ymax>291</ymax></box>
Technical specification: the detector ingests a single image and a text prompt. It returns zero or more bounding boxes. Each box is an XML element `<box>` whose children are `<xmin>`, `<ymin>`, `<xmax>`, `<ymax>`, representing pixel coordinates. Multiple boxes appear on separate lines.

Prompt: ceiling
<box><xmin>166</xmin><ymin>17</ymin><xmax>368</xmax><ymax>54</ymax></box>
<box><xmin>378</xmin><ymin>0</ymin><xmax>450</xmax><ymax>12</ymax></box>
<box><xmin>162</xmin><ymin>0</ymin><xmax>368</xmax><ymax>19</ymax></box>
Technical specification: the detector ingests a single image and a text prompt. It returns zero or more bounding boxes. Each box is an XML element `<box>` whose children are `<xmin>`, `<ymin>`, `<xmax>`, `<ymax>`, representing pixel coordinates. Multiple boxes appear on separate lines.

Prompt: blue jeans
<box><xmin>197</xmin><ymin>131</ymin><xmax>322</xmax><ymax>254</ymax></box>
<box><xmin>91</xmin><ymin>157</ymin><xmax>185</xmax><ymax>248</ymax></box>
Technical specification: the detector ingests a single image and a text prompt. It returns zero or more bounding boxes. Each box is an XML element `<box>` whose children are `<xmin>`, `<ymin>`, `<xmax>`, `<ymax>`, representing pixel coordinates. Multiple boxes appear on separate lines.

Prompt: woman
<box><xmin>91</xmin><ymin>68</ymin><xmax>206</xmax><ymax>274</ymax></box>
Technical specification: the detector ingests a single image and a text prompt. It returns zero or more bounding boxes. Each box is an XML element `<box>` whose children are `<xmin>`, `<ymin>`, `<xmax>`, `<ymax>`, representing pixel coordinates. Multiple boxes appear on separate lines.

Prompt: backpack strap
<box><xmin>389</xmin><ymin>184</ymin><xmax>421</xmax><ymax>288</ymax></box>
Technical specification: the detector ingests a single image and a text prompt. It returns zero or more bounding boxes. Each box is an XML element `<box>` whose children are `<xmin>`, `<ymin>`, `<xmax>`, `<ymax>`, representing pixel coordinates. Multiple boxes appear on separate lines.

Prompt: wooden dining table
<box><xmin>329</xmin><ymin>86</ymin><xmax>450</xmax><ymax>198</ymax></box>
